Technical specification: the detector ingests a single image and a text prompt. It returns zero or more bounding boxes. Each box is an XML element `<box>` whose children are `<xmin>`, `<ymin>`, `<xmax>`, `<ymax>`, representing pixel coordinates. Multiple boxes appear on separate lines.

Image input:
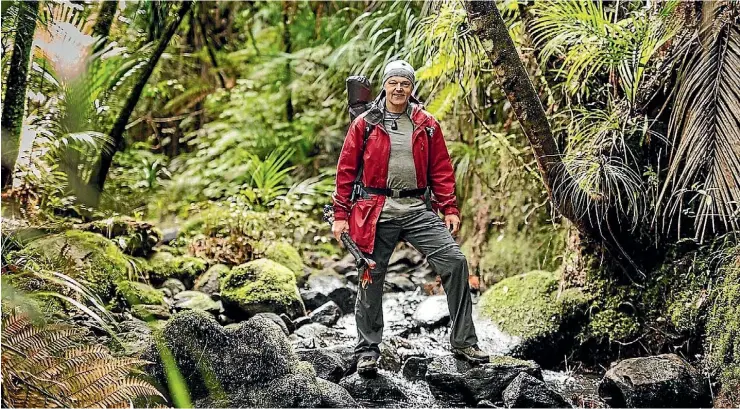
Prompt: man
<box><xmin>332</xmin><ymin>60</ymin><xmax>489</xmax><ymax>376</ymax></box>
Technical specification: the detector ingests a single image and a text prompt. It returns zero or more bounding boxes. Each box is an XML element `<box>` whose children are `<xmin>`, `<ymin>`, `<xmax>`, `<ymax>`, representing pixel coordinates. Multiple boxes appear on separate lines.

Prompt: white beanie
<box><xmin>382</xmin><ymin>60</ymin><xmax>415</xmax><ymax>87</ymax></box>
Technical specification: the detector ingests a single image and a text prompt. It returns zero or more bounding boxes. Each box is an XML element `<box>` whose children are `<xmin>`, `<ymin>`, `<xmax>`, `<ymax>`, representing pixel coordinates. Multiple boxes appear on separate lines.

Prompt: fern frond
<box><xmin>1</xmin><ymin>312</ymin><xmax>163</xmax><ymax>408</ymax></box>
<box><xmin>90</xmin><ymin>378</ymin><xmax>164</xmax><ymax>408</ymax></box>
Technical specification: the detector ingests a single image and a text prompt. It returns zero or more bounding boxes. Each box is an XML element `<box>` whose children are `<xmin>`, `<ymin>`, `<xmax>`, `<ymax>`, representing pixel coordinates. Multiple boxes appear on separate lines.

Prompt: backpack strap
<box><xmin>351</xmin><ymin>123</ymin><xmax>374</xmax><ymax>201</ymax></box>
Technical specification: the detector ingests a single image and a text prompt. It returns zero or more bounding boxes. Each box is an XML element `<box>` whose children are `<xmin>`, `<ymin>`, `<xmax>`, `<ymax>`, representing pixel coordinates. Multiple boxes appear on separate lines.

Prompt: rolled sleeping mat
<box><xmin>347</xmin><ymin>76</ymin><xmax>373</xmax><ymax>122</ymax></box>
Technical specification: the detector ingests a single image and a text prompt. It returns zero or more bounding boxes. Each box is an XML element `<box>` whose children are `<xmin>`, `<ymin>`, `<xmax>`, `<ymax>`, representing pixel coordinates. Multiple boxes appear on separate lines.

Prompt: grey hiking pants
<box><xmin>355</xmin><ymin>209</ymin><xmax>478</xmax><ymax>358</ymax></box>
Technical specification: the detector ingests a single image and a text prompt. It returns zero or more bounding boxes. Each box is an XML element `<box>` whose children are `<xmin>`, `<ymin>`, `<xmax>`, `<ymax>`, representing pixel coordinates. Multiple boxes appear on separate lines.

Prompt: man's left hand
<box><xmin>445</xmin><ymin>214</ymin><xmax>460</xmax><ymax>236</ymax></box>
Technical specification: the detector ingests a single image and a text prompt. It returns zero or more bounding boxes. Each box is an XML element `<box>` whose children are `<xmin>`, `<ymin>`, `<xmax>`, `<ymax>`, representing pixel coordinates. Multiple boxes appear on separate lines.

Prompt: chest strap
<box><xmin>362</xmin><ymin>186</ymin><xmax>428</xmax><ymax>199</ymax></box>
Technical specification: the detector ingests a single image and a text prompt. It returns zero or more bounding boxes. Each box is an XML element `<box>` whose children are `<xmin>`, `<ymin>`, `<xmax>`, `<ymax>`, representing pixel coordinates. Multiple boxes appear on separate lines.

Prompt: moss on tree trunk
<box><xmin>1</xmin><ymin>0</ymin><xmax>39</xmax><ymax>190</ymax></box>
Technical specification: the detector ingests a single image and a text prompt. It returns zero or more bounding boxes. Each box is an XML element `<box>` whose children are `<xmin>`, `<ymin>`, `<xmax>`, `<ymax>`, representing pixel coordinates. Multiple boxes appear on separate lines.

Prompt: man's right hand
<box><xmin>332</xmin><ymin>220</ymin><xmax>349</xmax><ymax>245</ymax></box>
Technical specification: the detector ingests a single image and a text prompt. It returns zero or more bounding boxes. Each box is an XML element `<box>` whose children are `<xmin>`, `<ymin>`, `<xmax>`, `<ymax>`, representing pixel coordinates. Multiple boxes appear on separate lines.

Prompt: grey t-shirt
<box><xmin>378</xmin><ymin>106</ymin><xmax>427</xmax><ymax>222</ymax></box>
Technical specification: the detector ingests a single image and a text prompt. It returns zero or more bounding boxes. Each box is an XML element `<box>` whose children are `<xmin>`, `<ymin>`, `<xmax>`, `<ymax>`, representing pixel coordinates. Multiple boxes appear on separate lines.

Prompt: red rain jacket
<box><xmin>332</xmin><ymin>102</ymin><xmax>459</xmax><ymax>254</ymax></box>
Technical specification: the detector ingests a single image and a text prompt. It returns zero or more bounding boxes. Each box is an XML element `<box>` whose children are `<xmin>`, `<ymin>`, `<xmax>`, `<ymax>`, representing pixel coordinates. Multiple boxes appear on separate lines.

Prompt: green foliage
<box><xmin>470</xmin><ymin>227</ymin><xmax>566</xmax><ymax>285</ymax></box>
<box><xmin>179</xmin><ymin>200</ymin><xmax>325</xmax><ymax>266</ymax></box>
<box><xmin>531</xmin><ymin>0</ymin><xmax>679</xmax><ymax>102</ymax></box>
<box><xmin>101</xmin><ymin>142</ymin><xmax>171</xmax><ymax>214</ymax></box>
<box><xmin>586</xmin><ymin>309</ymin><xmax>640</xmax><ymax>341</ymax></box>
<box><xmin>558</xmin><ymin>103</ymin><xmax>649</xmax><ymax>229</ymax></box>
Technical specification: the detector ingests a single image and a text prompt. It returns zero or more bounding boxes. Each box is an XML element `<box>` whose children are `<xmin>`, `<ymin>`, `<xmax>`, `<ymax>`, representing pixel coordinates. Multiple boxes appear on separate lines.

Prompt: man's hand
<box><xmin>332</xmin><ymin>220</ymin><xmax>349</xmax><ymax>245</ymax></box>
<box><xmin>445</xmin><ymin>214</ymin><xmax>460</xmax><ymax>236</ymax></box>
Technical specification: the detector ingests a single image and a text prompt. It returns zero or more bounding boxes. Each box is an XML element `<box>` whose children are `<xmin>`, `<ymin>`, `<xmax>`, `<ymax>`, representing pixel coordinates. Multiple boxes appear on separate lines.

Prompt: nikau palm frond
<box><xmin>660</xmin><ymin>3</ymin><xmax>740</xmax><ymax>241</ymax></box>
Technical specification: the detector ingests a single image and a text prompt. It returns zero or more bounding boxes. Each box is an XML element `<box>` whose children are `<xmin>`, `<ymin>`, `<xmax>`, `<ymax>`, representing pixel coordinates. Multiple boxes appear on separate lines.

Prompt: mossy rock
<box><xmin>220</xmin><ymin>259</ymin><xmax>306</xmax><ymax>319</ymax></box>
<box><xmin>18</xmin><ymin>230</ymin><xmax>130</xmax><ymax>301</ymax></box>
<box><xmin>479</xmin><ymin>270</ymin><xmax>590</xmax><ymax>366</ymax></box>
<box><xmin>145</xmin><ymin>252</ymin><xmax>207</xmax><ymax>286</ymax></box>
<box><xmin>79</xmin><ymin>216</ymin><xmax>161</xmax><ymax>257</ymax></box>
<box><xmin>115</xmin><ymin>280</ymin><xmax>165</xmax><ymax>307</ymax></box>
<box><xmin>258</xmin><ymin>241</ymin><xmax>306</xmax><ymax>285</ymax></box>
<box><xmin>705</xmin><ymin>263</ymin><xmax>739</xmax><ymax>390</ymax></box>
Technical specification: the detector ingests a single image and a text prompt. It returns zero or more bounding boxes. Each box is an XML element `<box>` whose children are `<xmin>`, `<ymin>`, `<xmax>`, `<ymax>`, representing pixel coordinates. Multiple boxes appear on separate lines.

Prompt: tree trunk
<box><xmin>91</xmin><ymin>1</ymin><xmax>118</xmax><ymax>51</ymax></box>
<box><xmin>464</xmin><ymin>1</ymin><xmax>648</xmax><ymax>280</ymax></box>
<box><xmin>87</xmin><ymin>1</ymin><xmax>192</xmax><ymax>205</ymax></box>
<box><xmin>1</xmin><ymin>0</ymin><xmax>39</xmax><ymax>190</ymax></box>
<box><xmin>462</xmin><ymin>1</ymin><xmax>587</xmax><ymax>235</ymax></box>
<box><xmin>282</xmin><ymin>1</ymin><xmax>294</xmax><ymax>122</ymax></box>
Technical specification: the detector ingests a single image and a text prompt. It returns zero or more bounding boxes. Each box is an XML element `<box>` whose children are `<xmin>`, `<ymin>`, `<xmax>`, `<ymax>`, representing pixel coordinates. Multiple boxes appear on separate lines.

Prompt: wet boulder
<box><xmin>598</xmin><ymin>354</ymin><xmax>710</xmax><ymax>408</ymax></box>
<box><xmin>117</xmin><ymin>318</ymin><xmax>155</xmax><ymax>356</ymax></box>
<box><xmin>306</xmin><ymin>271</ymin><xmax>345</xmax><ymax>295</ymax></box>
<box><xmin>173</xmin><ymin>291</ymin><xmax>221</xmax><ymax>314</ymax></box>
<box><xmin>161</xmin><ymin>278</ymin><xmax>186</xmax><ymax>296</ymax></box>
<box><xmin>316</xmin><ymin>378</ymin><xmax>358</xmax><ymax>407</ymax></box>
<box><xmin>413</xmin><ymin>295</ymin><xmax>450</xmax><ymax>328</ymax></box>
<box><xmin>328</xmin><ymin>287</ymin><xmax>356</xmax><ymax>315</ymax></box>
<box><xmin>402</xmin><ymin>356</ymin><xmax>432</xmax><ymax>381</ymax></box>
<box><xmin>339</xmin><ymin>371</ymin><xmax>435</xmax><ymax>407</ymax></box>
<box><xmin>502</xmin><ymin>372</ymin><xmax>572</xmax><ymax>408</ymax></box>
<box><xmin>300</xmin><ymin>289</ymin><xmax>331</xmax><ymax>311</ymax></box>
<box><xmin>132</xmin><ymin>304</ymin><xmax>171</xmax><ymax>321</ymax></box>
<box><xmin>309</xmin><ymin>301</ymin><xmax>341</xmax><ymax>326</ymax></box>
<box><xmin>426</xmin><ymin>355</ymin><xmax>542</xmax><ymax>406</ymax></box>
<box><xmin>144</xmin><ymin>310</ymin><xmax>342</xmax><ymax>407</ymax></box>
<box><xmin>220</xmin><ymin>259</ymin><xmax>306</xmax><ymax>319</ymax></box>
<box><xmin>253</xmin><ymin>312</ymin><xmax>290</xmax><ymax>336</ymax></box>
<box><xmin>296</xmin><ymin>348</ymin><xmax>347</xmax><ymax>383</ymax></box>
<box><xmin>194</xmin><ymin>264</ymin><xmax>229</xmax><ymax>295</ymax></box>
<box><xmin>386</xmin><ymin>274</ymin><xmax>417</xmax><ymax>292</ymax></box>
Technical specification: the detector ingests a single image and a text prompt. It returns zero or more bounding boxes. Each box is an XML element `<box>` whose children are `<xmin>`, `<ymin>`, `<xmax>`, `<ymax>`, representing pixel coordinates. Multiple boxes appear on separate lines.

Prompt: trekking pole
<box><xmin>322</xmin><ymin>204</ymin><xmax>376</xmax><ymax>288</ymax></box>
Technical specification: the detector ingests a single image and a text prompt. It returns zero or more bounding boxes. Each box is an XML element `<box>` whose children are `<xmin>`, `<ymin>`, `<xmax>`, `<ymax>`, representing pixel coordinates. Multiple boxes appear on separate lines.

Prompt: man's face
<box><xmin>383</xmin><ymin>76</ymin><xmax>413</xmax><ymax>106</ymax></box>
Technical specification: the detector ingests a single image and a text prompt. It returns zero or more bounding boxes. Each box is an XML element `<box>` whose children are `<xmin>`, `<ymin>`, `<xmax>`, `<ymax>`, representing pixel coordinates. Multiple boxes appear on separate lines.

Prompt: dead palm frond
<box><xmin>659</xmin><ymin>2</ymin><xmax>740</xmax><ymax>241</ymax></box>
<box><xmin>1</xmin><ymin>309</ymin><xmax>164</xmax><ymax>408</ymax></box>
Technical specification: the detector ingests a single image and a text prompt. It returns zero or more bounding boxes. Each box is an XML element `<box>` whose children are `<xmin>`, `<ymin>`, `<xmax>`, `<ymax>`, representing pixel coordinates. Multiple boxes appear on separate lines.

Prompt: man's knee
<box><xmin>431</xmin><ymin>247</ymin><xmax>468</xmax><ymax>278</ymax></box>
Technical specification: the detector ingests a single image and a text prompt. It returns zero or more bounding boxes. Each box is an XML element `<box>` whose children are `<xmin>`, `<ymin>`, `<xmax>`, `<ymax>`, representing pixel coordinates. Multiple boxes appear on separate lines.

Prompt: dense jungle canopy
<box><xmin>1</xmin><ymin>1</ymin><xmax>738</xmax><ymax>408</ymax></box>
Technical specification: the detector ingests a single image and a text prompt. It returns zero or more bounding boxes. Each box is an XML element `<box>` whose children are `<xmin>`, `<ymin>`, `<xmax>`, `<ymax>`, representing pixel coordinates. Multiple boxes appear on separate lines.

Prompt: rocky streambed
<box><xmin>24</xmin><ymin>222</ymin><xmax>707</xmax><ymax>408</ymax></box>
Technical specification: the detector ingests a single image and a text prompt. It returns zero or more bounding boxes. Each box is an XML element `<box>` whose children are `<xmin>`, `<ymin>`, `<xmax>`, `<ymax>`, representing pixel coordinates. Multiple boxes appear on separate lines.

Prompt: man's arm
<box><xmin>332</xmin><ymin>117</ymin><xmax>365</xmax><ymax>220</ymax></box>
<box><xmin>427</xmin><ymin>119</ymin><xmax>460</xmax><ymax>216</ymax></box>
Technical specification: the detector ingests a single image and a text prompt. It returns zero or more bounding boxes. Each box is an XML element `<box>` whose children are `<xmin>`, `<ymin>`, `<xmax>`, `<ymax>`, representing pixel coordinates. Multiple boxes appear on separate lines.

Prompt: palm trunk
<box><xmin>1</xmin><ymin>0</ymin><xmax>39</xmax><ymax>190</ymax></box>
<box><xmin>462</xmin><ymin>1</ymin><xmax>587</xmax><ymax>234</ymax></box>
<box><xmin>87</xmin><ymin>1</ymin><xmax>192</xmax><ymax>205</ymax></box>
<box><xmin>92</xmin><ymin>1</ymin><xmax>118</xmax><ymax>52</ymax></box>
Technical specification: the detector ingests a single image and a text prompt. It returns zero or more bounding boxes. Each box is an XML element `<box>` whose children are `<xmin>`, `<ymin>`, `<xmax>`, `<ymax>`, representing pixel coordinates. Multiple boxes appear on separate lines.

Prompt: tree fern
<box><xmin>660</xmin><ymin>2</ymin><xmax>740</xmax><ymax>241</ymax></box>
<box><xmin>1</xmin><ymin>309</ymin><xmax>163</xmax><ymax>408</ymax></box>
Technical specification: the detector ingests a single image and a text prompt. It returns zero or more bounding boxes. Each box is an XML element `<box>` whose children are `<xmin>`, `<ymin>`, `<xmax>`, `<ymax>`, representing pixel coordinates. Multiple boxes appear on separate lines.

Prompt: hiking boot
<box><xmin>357</xmin><ymin>355</ymin><xmax>378</xmax><ymax>377</ymax></box>
<box><xmin>452</xmin><ymin>344</ymin><xmax>489</xmax><ymax>364</ymax></box>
